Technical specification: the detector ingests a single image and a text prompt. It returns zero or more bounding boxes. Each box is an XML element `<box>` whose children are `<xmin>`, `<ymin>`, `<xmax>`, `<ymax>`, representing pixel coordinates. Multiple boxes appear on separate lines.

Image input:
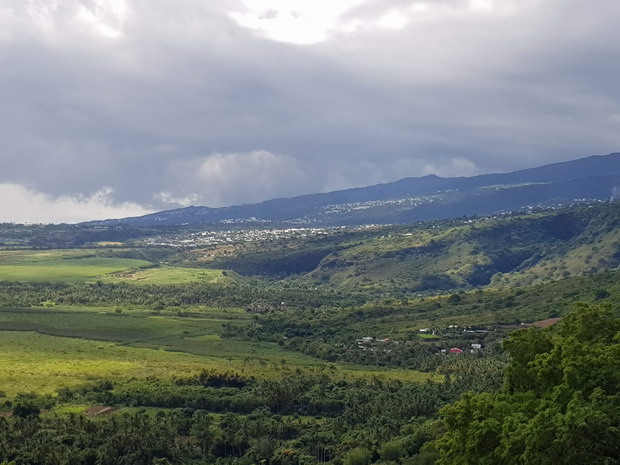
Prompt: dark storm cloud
<box><xmin>0</xmin><ymin>0</ymin><xmax>619</xmax><ymax>222</ymax></box>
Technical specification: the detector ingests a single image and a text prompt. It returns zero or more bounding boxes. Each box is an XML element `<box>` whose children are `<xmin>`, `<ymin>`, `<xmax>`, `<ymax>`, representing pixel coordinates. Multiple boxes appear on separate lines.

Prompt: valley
<box><xmin>0</xmin><ymin>198</ymin><xmax>619</xmax><ymax>464</ymax></box>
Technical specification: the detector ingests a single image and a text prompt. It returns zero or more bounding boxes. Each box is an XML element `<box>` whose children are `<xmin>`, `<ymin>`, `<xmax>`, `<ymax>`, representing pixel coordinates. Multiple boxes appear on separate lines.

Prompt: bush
<box><xmin>379</xmin><ymin>441</ymin><xmax>404</xmax><ymax>462</ymax></box>
<box><xmin>344</xmin><ymin>447</ymin><xmax>372</xmax><ymax>465</ymax></box>
<box><xmin>12</xmin><ymin>401</ymin><xmax>40</xmax><ymax>418</ymax></box>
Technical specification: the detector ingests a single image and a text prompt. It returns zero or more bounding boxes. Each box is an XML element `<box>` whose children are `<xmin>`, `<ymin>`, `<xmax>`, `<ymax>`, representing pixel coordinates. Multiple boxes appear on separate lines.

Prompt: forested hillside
<box><xmin>201</xmin><ymin>203</ymin><xmax>620</xmax><ymax>294</ymax></box>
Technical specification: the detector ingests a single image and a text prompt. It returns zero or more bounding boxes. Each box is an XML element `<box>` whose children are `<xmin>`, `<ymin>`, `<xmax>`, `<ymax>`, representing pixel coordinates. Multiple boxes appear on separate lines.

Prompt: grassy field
<box><xmin>0</xmin><ymin>249</ymin><xmax>233</xmax><ymax>285</ymax></box>
<box><xmin>0</xmin><ymin>249</ymin><xmax>151</xmax><ymax>283</ymax></box>
<box><xmin>0</xmin><ymin>331</ymin><xmax>239</xmax><ymax>396</ymax></box>
<box><xmin>101</xmin><ymin>266</ymin><xmax>233</xmax><ymax>285</ymax></box>
<box><xmin>0</xmin><ymin>308</ymin><xmax>232</xmax><ymax>342</ymax></box>
<box><xmin>0</xmin><ymin>330</ymin><xmax>431</xmax><ymax>396</ymax></box>
<box><xmin>0</xmin><ymin>307</ymin><xmax>431</xmax><ymax>396</ymax></box>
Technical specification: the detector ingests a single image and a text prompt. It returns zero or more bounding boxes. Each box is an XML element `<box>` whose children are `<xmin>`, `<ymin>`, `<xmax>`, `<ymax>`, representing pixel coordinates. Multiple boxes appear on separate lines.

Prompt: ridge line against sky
<box><xmin>1</xmin><ymin>0</ymin><xmax>619</xmax><ymax>223</ymax></box>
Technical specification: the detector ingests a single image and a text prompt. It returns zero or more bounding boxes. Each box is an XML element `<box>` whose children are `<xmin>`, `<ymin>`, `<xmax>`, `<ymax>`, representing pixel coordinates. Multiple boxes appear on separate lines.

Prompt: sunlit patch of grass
<box><xmin>0</xmin><ymin>309</ymin><xmax>232</xmax><ymax>342</ymax></box>
<box><xmin>0</xmin><ymin>331</ymin><xmax>286</xmax><ymax>396</ymax></box>
<box><xmin>0</xmin><ymin>329</ymin><xmax>433</xmax><ymax>397</ymax></box>
<box><xmin>48</xmin><ymin>404</ymin><xmax>92</xmax><ymax>415</ymax></box>
<box><xmin>100</xmin><ymin>266</ymin><xmax>236</xmax><ymax>285</ymax></box>
<box><xmin>0</xmin><ymin>249</ymin><xmax>151</xmax><ymax>283</ymax></box>
<box><xmin>185</xmin><ymin>334</ymin><xmax>222</xmax><ymax>341</ymax></box>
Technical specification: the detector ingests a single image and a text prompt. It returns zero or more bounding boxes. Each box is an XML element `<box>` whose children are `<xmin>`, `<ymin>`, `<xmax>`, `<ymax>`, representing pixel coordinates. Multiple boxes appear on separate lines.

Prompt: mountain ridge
<box><xmin>87</xmin><ymin>152</ymin><xmax>620</xmax><ymax>226</ymax></box>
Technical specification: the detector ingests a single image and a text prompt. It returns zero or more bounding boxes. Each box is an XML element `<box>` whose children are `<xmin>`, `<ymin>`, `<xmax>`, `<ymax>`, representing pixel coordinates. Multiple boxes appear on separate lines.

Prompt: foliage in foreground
<box><xmin>1</xmin><ymin>306</ymin><xmax>618</xmax><ymax>464</ymax></box>
<box><xmin>1</xmin><ymin>372</ymin><xmax>465</xmax><ymax>465</ymax></box>
<box><xmin>435</xmin><ymin>302</ymin><xmax>620</xmax><ymax>464</ymax></box>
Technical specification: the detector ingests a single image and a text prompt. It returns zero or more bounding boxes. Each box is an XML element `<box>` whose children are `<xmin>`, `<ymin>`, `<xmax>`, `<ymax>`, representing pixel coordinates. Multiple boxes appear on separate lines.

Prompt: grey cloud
<box><xmin>164</xmin><ymin>150</ymin><xmax>306</xmax><ymax>207</ymax></box>
<box><xmin>0</xmin><ymin>0</ymin><xmax>619</xmax><ymax>221</ymax></box>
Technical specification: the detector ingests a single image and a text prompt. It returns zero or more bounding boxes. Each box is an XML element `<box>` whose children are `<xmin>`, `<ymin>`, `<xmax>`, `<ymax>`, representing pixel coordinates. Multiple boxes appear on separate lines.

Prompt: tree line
<box><xmin>3</xmin><ymin>370</ymin><xmax>469</xmax><ymax>465</ymax></box>
<box><xmin>0</xmin><ymin>281</ymin><xmax>365</xmax><ymax>310</ymax></box>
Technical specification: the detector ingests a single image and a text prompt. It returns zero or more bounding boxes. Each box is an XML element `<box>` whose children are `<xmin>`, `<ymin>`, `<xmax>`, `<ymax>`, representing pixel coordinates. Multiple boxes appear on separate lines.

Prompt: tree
<box><xmin>344</xmin><ymin>447</ymin><xmax>372</xmax><ymax>465</ymax></box>
<box><xmin>379</xmin><ymin>440</ymin><xmax>404</xmax><ymax>462</ymax></box>
<box><xmin>12</xmin><ymin>399</ymin><xmax>40</xmax><ymax>419</ymax></box>
<box><xmin>435</xmin><ymin>303</ymin><xmax>620</xmax><ymax>465</ymax></box>
<box><xmin>191</xmin><ymin>411</ymin><xmax>214</xmax><ymax>460</ymax></box>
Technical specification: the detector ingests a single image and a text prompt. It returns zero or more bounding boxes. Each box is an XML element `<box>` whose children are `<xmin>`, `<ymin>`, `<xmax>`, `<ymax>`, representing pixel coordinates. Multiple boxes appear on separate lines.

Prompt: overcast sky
<box><xmin>1</xmin><ymin>0</ymin><xmax>619</xmax><ymax>223</ymax></box>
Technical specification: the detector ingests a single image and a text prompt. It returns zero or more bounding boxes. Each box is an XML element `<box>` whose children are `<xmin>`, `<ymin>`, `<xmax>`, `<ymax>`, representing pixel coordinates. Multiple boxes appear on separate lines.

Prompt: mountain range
<box><xmin>89</xmin><ymin>152</ymin><xmax>620</xmax><ymax>227</ymax></box>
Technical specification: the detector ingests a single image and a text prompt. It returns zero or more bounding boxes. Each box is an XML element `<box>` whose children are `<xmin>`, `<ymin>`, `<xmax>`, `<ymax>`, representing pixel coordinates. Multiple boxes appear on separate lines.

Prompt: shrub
<box><xmin>344</xmin><ymin>448</ymin><xmax>372</xmax><ymax>465</ymax></box>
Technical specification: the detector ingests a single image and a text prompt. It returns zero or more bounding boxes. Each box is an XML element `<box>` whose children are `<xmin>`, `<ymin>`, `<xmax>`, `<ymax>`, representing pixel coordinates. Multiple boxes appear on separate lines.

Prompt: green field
<box><xmin>0</xmin><ymin>308</ymin><xmax>231</xmax><ymax>342</ymax></box>
<box><xmin>0</xmin><ymin>307</ymin><xmax>431</xmax><ymax>396</ymax></box>
<box><xmin>0</xmin><ymin>249</ymin><xmax>233</xmax><ymax>285</ymax></box>
<box><xmin>0</xmin><ymin>249</ymin><xmax>151</xmax><ymax>282</ymax></box>
<box><xmin>0</xmin><ymin>330</ymin><xmax>430</xmax><ymax>396</ymax></box>
<box><xmin>0</xmin><ymin>330</ymin><xmax>270</xmax><ymax>396</ymax></box>
<box><xmin>101</xmin><ymin>265</ymin><xmax>233</xmax><ymax>285</ymax></box>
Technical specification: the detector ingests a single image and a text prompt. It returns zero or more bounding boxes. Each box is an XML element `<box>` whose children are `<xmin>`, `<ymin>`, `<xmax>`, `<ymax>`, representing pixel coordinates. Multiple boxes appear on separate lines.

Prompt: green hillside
<box><xmin>203</xmin><ymin>203</ymin><xmax>620</xmax><ymax>296</ymax></box>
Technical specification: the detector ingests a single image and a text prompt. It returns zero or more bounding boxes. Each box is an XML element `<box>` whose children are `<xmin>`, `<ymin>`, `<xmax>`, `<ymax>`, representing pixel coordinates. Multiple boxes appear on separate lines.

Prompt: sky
<box><xmin>1</xmin><ymin>0</ymin><xmax>619</xmax><ymax>223</ymax></box>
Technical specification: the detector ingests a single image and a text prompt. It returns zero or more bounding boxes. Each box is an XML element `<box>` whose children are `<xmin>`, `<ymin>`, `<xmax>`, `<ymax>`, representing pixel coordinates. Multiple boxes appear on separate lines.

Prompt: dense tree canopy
<box><xmin>435</xmin><ymin>303</ymin><xmax>620</xmax><ymax>464</ymax></box>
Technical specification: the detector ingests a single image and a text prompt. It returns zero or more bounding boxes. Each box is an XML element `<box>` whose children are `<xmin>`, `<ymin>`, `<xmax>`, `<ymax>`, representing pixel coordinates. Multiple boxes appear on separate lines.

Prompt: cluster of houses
<box><xmin>353</xmin><ymin>324</ymin><xmax>485</xmax><ymax>355</ymax></box>
<box><xmin>354</xmin><ymin>336</ymin><xmax>401</xmax><ymax>353</ymax></box>
<box><xmin>352</xmin><ymin>317</ymin><xmax>562</xmax><ymax>358</ymax></box>
<box><xmin>437</xmin><ymin>344</ymin><xmax>482</xmax><ymax>355</ymax></box>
